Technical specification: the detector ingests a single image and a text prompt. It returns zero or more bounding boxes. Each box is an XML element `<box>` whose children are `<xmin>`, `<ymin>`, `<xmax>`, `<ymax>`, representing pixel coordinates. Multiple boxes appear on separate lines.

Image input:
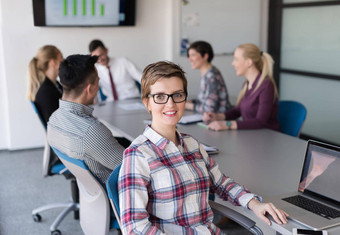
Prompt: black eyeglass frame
<box><xmin>147</xmin><ymin>92</ymin><xmax>187</xmax><ymax>104</ymax></box>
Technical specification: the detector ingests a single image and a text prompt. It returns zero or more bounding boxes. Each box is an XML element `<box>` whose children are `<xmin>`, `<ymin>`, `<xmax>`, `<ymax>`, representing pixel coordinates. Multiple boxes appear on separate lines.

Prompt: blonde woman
<box><xmin>204</xmin><ymin>43</ymin><xmax>280</xmax><ymax>131</ymax></box>
<box><xmin>27</xmin><ymin>45</ymin><xmax>63</xmax><ymax>124</ymax></box>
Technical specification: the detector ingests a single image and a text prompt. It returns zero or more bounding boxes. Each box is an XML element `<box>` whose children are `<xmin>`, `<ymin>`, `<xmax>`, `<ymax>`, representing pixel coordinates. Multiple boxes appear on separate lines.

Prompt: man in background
<box><xmin>89</xmin><ymin>39</ymin><xmax>142</xmax><ymax>102</ymax></box>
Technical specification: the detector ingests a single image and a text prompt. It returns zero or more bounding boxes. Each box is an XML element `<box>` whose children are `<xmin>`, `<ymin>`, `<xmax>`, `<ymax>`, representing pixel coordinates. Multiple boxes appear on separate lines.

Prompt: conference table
<box><xmin>93</xmin><ymin>99</ymin><xmax>339</xmax><ymax>235</ymax></box>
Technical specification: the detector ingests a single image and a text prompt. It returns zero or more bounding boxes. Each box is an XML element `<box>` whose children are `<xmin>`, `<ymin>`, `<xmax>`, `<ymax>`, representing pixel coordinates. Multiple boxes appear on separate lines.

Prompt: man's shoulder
<box><xmin>48</xmin><ymin>106</ymin><xmax>99</xmax><ymax>130</ymax></box>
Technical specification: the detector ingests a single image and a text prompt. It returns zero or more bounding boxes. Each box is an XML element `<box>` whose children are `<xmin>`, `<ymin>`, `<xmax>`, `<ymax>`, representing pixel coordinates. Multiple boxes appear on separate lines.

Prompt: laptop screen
<box><xmin>298</xmin><ymin>141</ymin><xmax>340</xmax><ymax>203</ymax></box>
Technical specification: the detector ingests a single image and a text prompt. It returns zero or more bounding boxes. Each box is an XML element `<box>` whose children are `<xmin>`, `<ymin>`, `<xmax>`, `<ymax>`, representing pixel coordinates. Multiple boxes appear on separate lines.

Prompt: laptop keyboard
<box><xmin>283</xmin><ymin>195</ymin><xmax>340</xmax><ymax>220</ymax></box>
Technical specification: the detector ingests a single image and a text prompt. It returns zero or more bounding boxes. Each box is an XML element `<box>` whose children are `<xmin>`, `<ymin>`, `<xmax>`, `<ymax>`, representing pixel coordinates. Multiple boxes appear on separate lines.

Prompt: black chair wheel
<box><xmin>51</xmin><ymin>229</ymin><xmax>61</xmax><ymax>235</ymax></box>
<box><xmin>32</xmin><ymin>214</ymin><xmax>41</xmax><ymax>222</ymax></box>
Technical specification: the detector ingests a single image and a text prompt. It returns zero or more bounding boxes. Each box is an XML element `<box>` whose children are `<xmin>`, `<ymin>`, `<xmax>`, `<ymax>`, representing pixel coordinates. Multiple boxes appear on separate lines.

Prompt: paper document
<box><xmin>197</xmin><ymin>122</ymin><xmax>209</xmax><ymax>129</ymax></box>
<box><xmin>178</xmin><ymin>114</ymin><xmax>203</xmax><ymax>124</ymax></box>
<box><xmin>143</xmin><ymin>119</ymin><xmax>152</xmax><ymax>125</ymax></box>
<box><xmin>201</xmin><ymin>143</ymin><xmax>219</xmax><ymax>155</ymax></box>
<box><xmin>118</xmin><ymin>102</ymin><xmax>145</xmax><ymax>111</ymax></box>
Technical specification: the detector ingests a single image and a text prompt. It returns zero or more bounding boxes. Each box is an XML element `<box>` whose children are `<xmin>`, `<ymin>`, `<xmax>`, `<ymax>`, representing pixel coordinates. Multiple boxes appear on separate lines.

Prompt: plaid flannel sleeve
<box><xmin>200</xmin><ymin>144</ymin><xmax>262</xmax><ymax>208</ymax></box>
<box><xmin>118</xmin><ymin>147</ymin><xmax>166</xmax><ymax>235</ymax></box>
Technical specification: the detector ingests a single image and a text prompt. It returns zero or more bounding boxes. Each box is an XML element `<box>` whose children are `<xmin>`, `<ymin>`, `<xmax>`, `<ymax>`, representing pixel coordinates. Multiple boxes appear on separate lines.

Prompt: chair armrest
<box><xmin>42</xmin><ymin>139</ymin><xmax>50</xmax><ymax>177</ymax></box>
<box><xmin>209</xmin><ymin>200</ymin><xmax>263</xmax><ymax>235</ymax></box>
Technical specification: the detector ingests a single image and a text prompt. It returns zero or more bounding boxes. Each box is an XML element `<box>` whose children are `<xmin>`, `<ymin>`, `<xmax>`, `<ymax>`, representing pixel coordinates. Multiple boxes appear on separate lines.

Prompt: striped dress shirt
<box><xmin>47</xmin><ymin>100</ymin><xmax>124</xmax><ymax>184</ymax></box>
<box><xmin>119</xmin><ymin>126</ymin><xmax>261</xmax><ymax>234</ymax></box>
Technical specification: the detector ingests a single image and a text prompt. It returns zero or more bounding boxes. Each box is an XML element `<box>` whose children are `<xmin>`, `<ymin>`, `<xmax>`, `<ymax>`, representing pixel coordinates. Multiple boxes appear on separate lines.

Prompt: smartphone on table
<box><xmin>292</xmin><ymin>228</ymin><xmax>328</xmax><ymax>235</ymax></box>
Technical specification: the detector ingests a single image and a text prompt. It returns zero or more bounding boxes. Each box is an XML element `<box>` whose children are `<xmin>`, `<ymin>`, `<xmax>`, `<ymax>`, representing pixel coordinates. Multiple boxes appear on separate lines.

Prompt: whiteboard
<box><xmin>181</xmin><ymin>0</ymin><xmax>261</xmax><ymax>55</ymax></box>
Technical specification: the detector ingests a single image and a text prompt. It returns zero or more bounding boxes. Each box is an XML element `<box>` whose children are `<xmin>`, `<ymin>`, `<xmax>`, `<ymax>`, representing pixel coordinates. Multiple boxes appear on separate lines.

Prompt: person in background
<box><xmin>204</xmin><ymin>43</ymin><xmax>280</xmax><ymax>131</ymax></box>
<box><xmin>118</xmin><ymin>61</ymin><xmax>288</xmax><ymax>234</ymax></box>
<box><xmin>185</xmin><ymin>41</ymin><xmax>231</xmax><ymax>113</ymax></box>
<box><xmin>27</xmin><ymin>45</ymin><xmax>63</xmax><ymax>124</ymax></box>
<box><xmin>47</xmin><ymin>55</ymin><xmax>124</xmax><ymax>185</ymax></box>
<box><xmin>89</xmin><ymin>39</ymin><xmax>142</xmax><ymax>102</ymax></box>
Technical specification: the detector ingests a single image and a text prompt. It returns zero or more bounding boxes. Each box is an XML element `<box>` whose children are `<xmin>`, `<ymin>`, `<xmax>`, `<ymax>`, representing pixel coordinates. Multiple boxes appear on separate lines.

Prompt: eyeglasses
<box><xmin>148</xmin><ymin>92</ymin><xmax>187</xmax><ymax>104</ymax></box>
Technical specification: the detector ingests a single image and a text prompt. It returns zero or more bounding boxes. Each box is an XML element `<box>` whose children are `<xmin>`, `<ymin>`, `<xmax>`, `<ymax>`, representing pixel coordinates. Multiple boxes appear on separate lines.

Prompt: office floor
<box><xmin>0</xmin><ymin>148</ymin><xmax>250</xmax><ymax>235</ymax></box>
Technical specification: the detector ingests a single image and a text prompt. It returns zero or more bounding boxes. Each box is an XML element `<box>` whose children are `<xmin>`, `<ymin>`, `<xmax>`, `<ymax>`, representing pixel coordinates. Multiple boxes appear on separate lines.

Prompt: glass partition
<box><xmin>281</xmin><ymin>5</ymin><xmax>340</xmax><ymax>75</ymax></box>
<box><xmin>280</xmin><ymin>73</ymin><xmax>340</xmax><ymax>142</ymax></box>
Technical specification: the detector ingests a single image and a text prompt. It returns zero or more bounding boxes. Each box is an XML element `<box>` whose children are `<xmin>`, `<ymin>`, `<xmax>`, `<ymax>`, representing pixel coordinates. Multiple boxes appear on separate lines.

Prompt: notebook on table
<box><xmin>178</xmin><ymin>114</ymin><xmax>202</xmax><ymax>125</ymax></box>
<box><xmin>269</xmin><ymin>140</ymin><xmax>340</xmax><ymax>230</ymax></box>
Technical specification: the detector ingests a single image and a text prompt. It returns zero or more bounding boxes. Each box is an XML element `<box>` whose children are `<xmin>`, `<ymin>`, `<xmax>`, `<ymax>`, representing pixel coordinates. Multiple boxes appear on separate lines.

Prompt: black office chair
<box><xmin>30</xmin><ymin>101</ymin><xmax>79</xmax><ymax>235</ymax></box>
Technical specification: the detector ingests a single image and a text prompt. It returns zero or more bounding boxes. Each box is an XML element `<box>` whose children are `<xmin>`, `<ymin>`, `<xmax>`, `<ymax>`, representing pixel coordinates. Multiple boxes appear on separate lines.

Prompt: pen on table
<box><xmin>197</xmin><ymin>122</ymin><xmax>209</xmax><ymax>129</ymax></box>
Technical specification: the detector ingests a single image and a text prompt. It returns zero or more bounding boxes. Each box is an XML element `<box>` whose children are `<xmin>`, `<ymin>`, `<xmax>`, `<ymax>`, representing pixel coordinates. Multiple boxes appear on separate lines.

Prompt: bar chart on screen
<box><xmin>45</xmin><ymin>0</ymin><xmax>120</xmax><ymax>26</ymax></box>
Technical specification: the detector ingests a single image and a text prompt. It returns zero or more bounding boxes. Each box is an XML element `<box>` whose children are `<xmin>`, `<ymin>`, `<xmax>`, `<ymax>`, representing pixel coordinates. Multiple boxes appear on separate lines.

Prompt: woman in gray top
<box><xmin>185</xmin><ymin>41</ymin><xmax>231</xmax><ymax>113</ymax></box>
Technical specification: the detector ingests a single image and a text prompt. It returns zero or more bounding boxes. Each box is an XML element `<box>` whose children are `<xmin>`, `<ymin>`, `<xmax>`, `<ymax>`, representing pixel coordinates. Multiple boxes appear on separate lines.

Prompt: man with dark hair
<box><xmin>88</xmin><ymin>39</ymin><xmax>142</xmax><ymax>101</ymax></box>
<box><xmin>47</xmin><ymin>54</ymin><xmax>124</xmax><ymax>184</ymax></box>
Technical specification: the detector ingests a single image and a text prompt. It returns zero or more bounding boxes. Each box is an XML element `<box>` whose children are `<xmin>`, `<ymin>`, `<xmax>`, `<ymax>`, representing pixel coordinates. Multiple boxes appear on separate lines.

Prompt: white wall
<box><xmin>0</xmin><ymin>0</ymin><xmax>173</xmax><ymax>150</ymax></box>
<box><xmin>0</xmin><ymin>0</ymin><xmax>267</xmax><ymax>150</ymax></box>
<box><xmin>0</xmin><ymin>0</ymin><xmax>10</xmax><ymax>149</ymax></box>
<box><xmin>171</xmin><ymin>0</ymin><xmax>269</xmax><ymax>103</ymax></box>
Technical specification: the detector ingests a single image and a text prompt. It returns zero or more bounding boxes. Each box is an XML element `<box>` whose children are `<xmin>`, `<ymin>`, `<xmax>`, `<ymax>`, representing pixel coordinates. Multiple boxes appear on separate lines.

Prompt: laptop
<box><xmin>269</xmin><ymin>140</ymin><xmax>340</xmax><ymax>230</ymax></box>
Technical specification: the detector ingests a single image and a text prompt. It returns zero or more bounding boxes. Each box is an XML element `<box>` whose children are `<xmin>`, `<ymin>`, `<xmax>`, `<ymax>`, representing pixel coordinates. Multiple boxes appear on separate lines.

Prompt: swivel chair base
<box><xmin>32</xmin><ymin>178</ymin><xmax>80</xmax><ymax>235</ymax></box>
<box><xmin>32</xmin><ymin>201</ymin><xmax>79</xmax><ymax>235</ymax></box>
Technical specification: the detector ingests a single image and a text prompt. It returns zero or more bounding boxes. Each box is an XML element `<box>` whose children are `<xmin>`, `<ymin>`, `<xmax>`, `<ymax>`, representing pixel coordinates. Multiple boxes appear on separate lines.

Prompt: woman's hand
<box><xmin>203</xmin><ymin>112</ymin><xmax>226</xmax><ymax>122</ymax></box>
<box><xmin>207</xmin><ymin>120</ymin><xmax>237</xmax><ymax>131</ymax></box>
<box><xmin>207</xmin><ymin>121</ymin><xmax>228</xmax><ymax>131</ymax></box>
<box><xmin>248</xmin><ymin>198</ymin><xmax>289</xmax><ymax>226</ymax></box>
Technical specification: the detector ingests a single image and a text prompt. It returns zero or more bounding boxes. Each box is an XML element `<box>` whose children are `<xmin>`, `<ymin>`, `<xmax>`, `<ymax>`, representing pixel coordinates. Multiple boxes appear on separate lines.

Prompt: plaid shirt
<box><xmin>119</xmin><ymin>126</ymin><xmax>260</xmax><ymax>234</ymax></box>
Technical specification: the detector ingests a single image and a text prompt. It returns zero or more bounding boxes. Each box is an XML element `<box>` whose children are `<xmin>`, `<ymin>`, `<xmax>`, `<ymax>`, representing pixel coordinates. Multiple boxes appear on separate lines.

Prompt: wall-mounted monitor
<box><xmin>32</xmin><ymin>0</ymin><xmax>136</xmax><ymax>27</ymax></box>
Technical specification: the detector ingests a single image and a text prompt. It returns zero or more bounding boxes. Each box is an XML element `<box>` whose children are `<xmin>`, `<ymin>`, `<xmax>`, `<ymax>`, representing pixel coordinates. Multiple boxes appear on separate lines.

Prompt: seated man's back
<box><xmin>48</xmin><ymin>100</ymin><xmax>124</xmax><ymax>184</ymax></box>
<box><xmin>47</xmin><ymin>54</ymin><xmax>125</xmax><ymax>184</ymax></box>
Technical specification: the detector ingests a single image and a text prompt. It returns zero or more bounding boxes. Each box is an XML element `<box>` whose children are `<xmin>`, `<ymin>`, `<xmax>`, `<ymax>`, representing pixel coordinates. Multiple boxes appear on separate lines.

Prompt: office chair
<box><xmin>278</xmin><ymin>100</ymin><xmax>307</xmax><ymax>137</ymax></box>
<box><xmin>106</xmin><ymin>164</ymin><xmax>263</xmax><ymax>235</ymax></box>
<box><xmin>52</xmin><ymin>147</ymin><xmax>120</xmax><ymax>235</ymax></box>
<box><xmin>30</xmin><ymin>101</ymin><xmax>79</xmax><ymax>235</ymax></box>
<box><xmin>135</xmin><ymin>81</ymin><xmax>141</xmax><ymax>93</ymax></box>
<box><xmin>98</xmin><ymin>86</ymin><xmax>107</xmax><ymax>102</ymax></box>
<box><xmin>106</xmin><ymin>164</ymin><xmax>123</xmax><ymax>229</ymax></box>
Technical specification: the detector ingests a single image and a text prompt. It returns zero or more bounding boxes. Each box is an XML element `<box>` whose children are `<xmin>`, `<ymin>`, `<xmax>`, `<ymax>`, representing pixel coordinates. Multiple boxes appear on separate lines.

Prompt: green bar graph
<box><xmin>83</xmin><ymin>0</ymin><xmax>86</xmax><ymax>15</ymax></box>
<box><xmin>92</xmin><ymin>0</ymin><xmax>95</xmax><ymax>16</ymax></box>
<box><xmin>73</xmin><ymin>0</ymin><xmax>77</xmax><ymax>16</ymax></box>
<box><xmin>100</xmin><ymin>4</ymin><xmax>104</xmax><ymax>16</ymax></box>
<box><xmin>63</xmin><ymin>0</ymin><xmax>67</xmax><ymax>16</ymax></box>
<box><xmin>62</xmin><ymin>0</ymin><xmax>104</xmax><ymax>17</ymax></box>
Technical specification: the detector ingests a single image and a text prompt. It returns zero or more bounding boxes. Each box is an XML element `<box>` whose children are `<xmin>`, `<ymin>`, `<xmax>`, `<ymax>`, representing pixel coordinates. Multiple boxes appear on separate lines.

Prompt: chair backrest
<box><xmin>98</xmin><ymin>87</ymin><xmax>107</xmax><ymax>102</ymax></box>
<box><xmin>30</xmin><ymin>101</ymin><xmax>47</xmax><ymax>129</ymax></box>
<box><xmin>106</xmin><ymin>164</ymin><xmax>122</xmax><ymax>229</ymax></box>
<box><xmin>278</xmin><ymin>100</ymin><xmax>307</xmax><ymax>137</ymax></box>
<box><xmin>135</xmin><ymin>81</ymin><xmax>141</xmax><ymax>93</ymax></box>
<box><xmin>30</xmin><ymin>101</ymin><xmax>53</xmax><ymax>177</ymax></box>
<box><xmin>52</xmin><ymin>147</ymin><xmax>111</xmax><ymax>235</ymax></box>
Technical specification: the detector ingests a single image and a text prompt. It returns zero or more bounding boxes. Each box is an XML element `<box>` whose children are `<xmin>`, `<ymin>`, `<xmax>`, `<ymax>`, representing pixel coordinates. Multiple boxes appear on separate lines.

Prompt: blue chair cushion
<box><xmin>278</xmin><ymin>100</ymin><xmax>307</xmax><ymax>137</ymax></box>
<box><xmin>51</xmin><ymin>163</ymin><xmax>70</xmax><ymax>175</ymax></box>
<box><xmin>110</xmin><ymin>215</ymin><xmax>120</xmax><ymax>229</ymax></box>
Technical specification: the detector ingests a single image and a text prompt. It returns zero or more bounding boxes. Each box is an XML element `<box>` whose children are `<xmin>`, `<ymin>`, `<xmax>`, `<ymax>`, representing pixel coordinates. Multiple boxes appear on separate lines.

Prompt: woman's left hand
<box><xmin>207</xmin><ymin>120</ymin><xmax>237</xmax><ymax>131</ymax></box>
<box><xmin>207</xmin><ymin>121</ymin><xmax>228</xmax><ymax>131</ymax></box>
<box><xmin>248</xmin><ymin>198</ymin><xmax>289</xmax><ymax>226</ymax></box>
